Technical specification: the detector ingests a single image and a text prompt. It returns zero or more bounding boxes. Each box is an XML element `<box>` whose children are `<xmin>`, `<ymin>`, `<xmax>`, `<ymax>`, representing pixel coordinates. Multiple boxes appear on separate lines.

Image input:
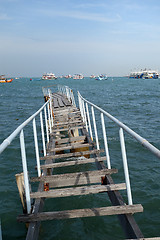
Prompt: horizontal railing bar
<box><xmin>78</xmin><ymin>92</ymin><xmax>160</xmax><ymax>159</ymax></box>
<box><xmin>0</xmin><ymin>100</ymin><xmax>50</xmax><ymax>154</ymax></box>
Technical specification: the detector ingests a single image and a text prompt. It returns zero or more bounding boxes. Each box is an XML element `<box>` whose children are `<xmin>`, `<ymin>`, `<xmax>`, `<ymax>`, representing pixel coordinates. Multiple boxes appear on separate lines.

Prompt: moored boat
<box><xmin>41</xmin><ymin>73</ymin><xmax>57</xmax><ymax>80</ymax></box>
<box><xmin>95</xmin><ymin>74</ymin><xmax>108</xmax><ymax>81</ymax></box>
<box><xmin>73</xmin><ymin>74</ymin><xmax>84</xmax><ymax>79</ymax></box>
<box><xmin>0</xmin><ymin>75</ymin><xmax>13</xmax><ymax>83</ymax></box>
<box><xmin>65</xmin><ymin>74</ymin><xmax>72</xmax><ymax>79</ymax></box>
<box><xmin>129</xmin><ymin>69</ymin><xmax>159</xmax><ymax>79</ymax></box>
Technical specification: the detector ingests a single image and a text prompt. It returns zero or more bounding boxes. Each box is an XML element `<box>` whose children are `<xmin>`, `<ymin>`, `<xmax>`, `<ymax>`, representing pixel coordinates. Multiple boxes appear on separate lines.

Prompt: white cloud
<box><xmin>38</xmin><ymin>9</ymin><xmax>121</xmax><ymax>23</ymax></box>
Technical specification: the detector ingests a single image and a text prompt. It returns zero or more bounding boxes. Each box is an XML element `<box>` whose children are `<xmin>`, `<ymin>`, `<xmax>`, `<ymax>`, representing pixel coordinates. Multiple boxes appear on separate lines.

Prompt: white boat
<box><xmin>65</xmin><ymin>74</ymin><xmax>72</xmax><ymax>79</ymax></box>
<box><xmin>95</xmin><ymin>74</ymin><xmax>108</xmax><ymax>81</ymax></box>
<box><xmin>73</xmin><ymin>74</ymin><xmax>84</xmax><ymax>79</ymax></box>
<box><xmin>129</xmin><ymin>69</ymin><xmax>159</xmax><ymax>79</ymax></box>
<box><xmin>42</xmin><ymin>73</ymin><xmax>57</xmax><ymax>80</ymax></box>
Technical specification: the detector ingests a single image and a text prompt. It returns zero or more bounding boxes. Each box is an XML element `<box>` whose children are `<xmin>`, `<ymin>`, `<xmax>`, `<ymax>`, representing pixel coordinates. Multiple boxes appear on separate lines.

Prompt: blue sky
<box><xmin>1</xmin><ymin>0</ymin><xmax>160</xmax><ymax>77</ymax></box>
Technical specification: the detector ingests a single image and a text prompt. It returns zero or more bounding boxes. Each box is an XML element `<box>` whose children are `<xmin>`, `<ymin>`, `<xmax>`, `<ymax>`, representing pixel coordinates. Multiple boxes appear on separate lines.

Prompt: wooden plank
<box><xmin>30</xmin><ymin>169</ymin><xmax>118</xmax><ymax>183</ymax></box>
<box><xmin>57</xmin><ymin>98</ymin><xmax>65</xmax><ymax>107</ymax></box>
<box><xmin>17</xmin><ymin>204</ymin><xmax>143</xmax><ymax>222</ymax></box>
<box><xmin>50</xmin><ymin>125</ymin><xmax>84</xmax><ymax>133</ymax></box>
<box><xmin>40</xmin><ymin>156</ymin><xmax>107</xmax><ymax>169</ymax></box>
<box><xmin>54</xmin><ymin>119</ymin><xmax>83</xmax><ymax>127</ymax></box>
<box><xmin>55</xmin><ymin>135</ymin><xmax>86</xmax><ymax>144</ymax></box>
<box><xmin>62</xmin><ymin>97</ymin><xmax>72</xmax><ymax>106</ymax></box>
<box><xmin>50</xmin><ymin>143</ymin><xmax>92</xmax><ymax>152</ymax></box>
<box><xmin>53</xmin><ymin>98</ymin><xmax>59</xmax><ymax>108</ymax></box>
<box><xmin>30</xmin><ymin>183</ymin><xmax>126</xmax><ymax>199</ymax></box>
<box><xmin>40</xmin><ymin>149</ymin><xmax>104</xmax><ymax>160</ymax></box>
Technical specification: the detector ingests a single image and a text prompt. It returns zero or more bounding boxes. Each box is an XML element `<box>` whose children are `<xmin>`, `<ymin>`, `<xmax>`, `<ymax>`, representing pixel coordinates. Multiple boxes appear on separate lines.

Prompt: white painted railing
<box><xmin>0</xmin><ymin>98</ymin><xmax>52</xmax><ymax>214</ymax></box>
<box><xmin>58</xmin><ymin>85</ymin><xmax>76</xmax><ymax>106</ymax></box>
<box><xmin>78</xmin><ymin>91</ymin><xmax>160</xmax><ymax>205</ymax></box>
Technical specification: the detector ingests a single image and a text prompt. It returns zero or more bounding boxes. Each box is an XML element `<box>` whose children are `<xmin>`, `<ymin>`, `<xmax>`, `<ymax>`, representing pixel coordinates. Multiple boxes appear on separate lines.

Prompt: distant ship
<box><xmin>73</xmin><ymin>74</ymin><xmax>84</xmax><ymax>79</ymax></box>
<box><xmin>0</xmin><ymin>75</ymin><xmax>13</xmax><ymax>83</ymax></box>
<box><xmin>129</xmin><ymin>69</ymin><xmax>159</xmax><ymax>79</ymax></box>
<box><xmin>42</xmin><ymin>73</ymin><xmax>57</xmax><ymax>80</ymax></box>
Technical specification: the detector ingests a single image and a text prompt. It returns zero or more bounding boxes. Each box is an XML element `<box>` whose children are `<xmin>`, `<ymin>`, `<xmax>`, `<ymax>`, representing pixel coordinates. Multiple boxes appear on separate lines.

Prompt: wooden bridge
<box><xmin>17</xmin><ymin>88</ymin><xmax>145</xmax><ymax>239</ymax></box>
<box><xmin>1</xmin><ymin>85</ymin><xmax>160</xmax><ymax>239</ymax></box>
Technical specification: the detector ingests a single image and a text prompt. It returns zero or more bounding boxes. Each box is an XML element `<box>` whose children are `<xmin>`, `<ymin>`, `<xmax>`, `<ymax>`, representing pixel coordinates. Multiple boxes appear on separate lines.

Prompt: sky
<box><xmin>1</xmin><ymin>0</ymin><xmax>160</xmax><ymax>77</ymax></box>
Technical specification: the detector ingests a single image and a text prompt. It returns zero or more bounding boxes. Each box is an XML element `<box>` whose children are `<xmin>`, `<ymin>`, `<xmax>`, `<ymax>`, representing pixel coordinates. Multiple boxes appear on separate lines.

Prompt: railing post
<box><xmin>44</xmin><ymin>106</ymin><xmax>49</xmax><ymax>143</ymax></box>
<box><xmin>20</xmin><ymin>129</ymin><xmax>31</xmax><ymax>214</ymax></box>
<box><xmin>82</xmin><ymin>100</ymin><xmax>88</xmax><ymax>131</ymax></box>
<box><xmin>119</xmin><ymin>128</ymin><xmax>133</xmax><ymax>205</ymax></box>
<box><xmin>78</xmin><ymin>94</ymin><xmax>84</xmax><ymax>121</ymax></box>
<box><xmin>86</xmin><ymin>102</ymin><xmax>93</xmax><ymax>140</ymax></box>
<box><xmin>49</xmin><ymin>93</ymin><xmax>54</xmax><ymax>127</ymax></box>
<box><xmin>40</xmin><ymin>111</ymin><xmax>46</xmax><ymax>156</ymax></box>
<box><xmin>101</xmin><ymin>113</ymin><xmax>111</xmax><ymax>169</ymax></box>
<box><xmin>47</xmin><ymin>102</ymin><xmax>52</xmax><ymax>134</ymax></box>
<box><xmin>33</xmin><ymin>118</ymin><xmax>41</xmax><ymax>177</ymax></box>
<box><xmin>91</xmin><ymin>106</ymin><xmax>100</xmax><ymax>150</ymax></box>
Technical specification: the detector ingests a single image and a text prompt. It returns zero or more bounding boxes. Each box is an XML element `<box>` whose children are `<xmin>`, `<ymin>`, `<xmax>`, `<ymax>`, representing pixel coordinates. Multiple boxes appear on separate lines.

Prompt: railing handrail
<box><xmin>78</xmin><ymin>91</ymin><xmax>160</xmax><ymax>159</ymax></box>
<box><xmin>0</xmin><ymin>100</ymin><xmax>50</xmax><ymax>155</ymax></box>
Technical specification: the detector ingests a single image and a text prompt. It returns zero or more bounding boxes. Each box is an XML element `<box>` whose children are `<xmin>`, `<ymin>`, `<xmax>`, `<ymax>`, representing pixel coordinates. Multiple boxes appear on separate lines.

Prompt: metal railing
<box><xmin>0</xmin><ymin>98</ymin><xmax>53</xmax><ymax>214</ymax></box>
<box><xmin>78</xmin><ymin>91</ymin><xmax>160</xmax><ymax>205</ymax></box>
<box><xmin>58</xmin><ymin>85</ymin><xmax>76</xmax><ymax>106</ymax></box>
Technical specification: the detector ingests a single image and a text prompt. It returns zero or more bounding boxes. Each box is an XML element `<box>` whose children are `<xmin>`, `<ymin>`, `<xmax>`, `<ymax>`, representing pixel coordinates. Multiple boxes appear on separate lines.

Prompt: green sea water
<box><xmin>0</xmin><ymin>77</ymin><xmax>160</xmax><ymax>239</ymax></box>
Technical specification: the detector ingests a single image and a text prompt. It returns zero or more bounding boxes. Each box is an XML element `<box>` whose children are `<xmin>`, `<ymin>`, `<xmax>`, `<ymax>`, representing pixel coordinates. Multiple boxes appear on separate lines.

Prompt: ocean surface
<box><xmin>0</xmin><ymin>77</ymin><xmax>159</xmax><ymax>240</ymax></box>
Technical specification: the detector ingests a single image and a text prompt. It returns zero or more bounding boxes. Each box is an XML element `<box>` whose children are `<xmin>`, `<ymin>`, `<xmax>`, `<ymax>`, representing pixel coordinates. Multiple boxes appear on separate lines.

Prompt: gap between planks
<box><xmin>40</xmin><ymin>149</ymin><xmax>104</xmax><ymax>160</ymax></box>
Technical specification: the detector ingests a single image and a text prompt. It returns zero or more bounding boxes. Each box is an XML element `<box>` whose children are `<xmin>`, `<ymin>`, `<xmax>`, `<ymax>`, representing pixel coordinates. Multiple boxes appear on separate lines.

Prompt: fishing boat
<box><xmin>41</xmin><ymin>73</ymin><xmax>57</xmax><ymax>80</ymax></box>
<box><xmin>0</xmin><ymin>75</ymin><xmax>13</xmax><ymax>83</ymax></box>
<box><xmin>95</xmin><ymin>74</ymin><xmax>108</xmax><ymax>81</ymax></box>
<box><xmin>73</xmin><ymin>74</ymin><xmax>84</xmax><ymax>79</ymax></box>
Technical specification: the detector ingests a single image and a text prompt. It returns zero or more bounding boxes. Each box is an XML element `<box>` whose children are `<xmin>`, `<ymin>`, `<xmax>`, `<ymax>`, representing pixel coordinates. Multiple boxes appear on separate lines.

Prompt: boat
<box><xmin>90</xmin><ymin>74</ymin><xmax>96</xmax><ymax>78</ymax></box>
<box><xmin>129</xmin><ymin>69</ymin><xmax>159</xmax><ymax>79</ymax></box>
<box><xmin>73</xmin><ymin>74</ymin><xmax>84</xmax><ymax>79</ymax></box>
<box><xmin>95</xmin><ymin>74</ymin><xmax>108</xmax><ymax>81</ymax></box>
<box><xmin>142</xmin><ymin>69</ymin><xmax>159</xmax><ymax>79</ymax></box>
<box><xmin>65</xmin><ymin>74</ymin><xmax>72</xmax><ymax>79</ymax></box>
<box><xmin>0</xmin><ymin>75</ymin><xmax>13</xmax><ymax>83</ymax></box>
<box><xmin>41</xmin><ymin>73</ymin><xmax>57</xmax><ymax>80</ymax></box>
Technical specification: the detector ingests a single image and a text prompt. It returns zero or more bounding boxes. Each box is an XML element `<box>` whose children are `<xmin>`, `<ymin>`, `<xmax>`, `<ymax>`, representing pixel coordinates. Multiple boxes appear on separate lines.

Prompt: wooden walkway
<box><xmin>17</xmin><ymin>91</ymin><xmax>144</xmax><ymax>239</ymax></box>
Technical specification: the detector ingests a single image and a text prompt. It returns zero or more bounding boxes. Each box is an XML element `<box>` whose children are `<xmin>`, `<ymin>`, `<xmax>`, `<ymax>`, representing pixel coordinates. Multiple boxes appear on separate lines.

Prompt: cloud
<box><xmin>38</xmin><ymin>9</ymin><xmax>121</xmax><ymax>23</ymax></box>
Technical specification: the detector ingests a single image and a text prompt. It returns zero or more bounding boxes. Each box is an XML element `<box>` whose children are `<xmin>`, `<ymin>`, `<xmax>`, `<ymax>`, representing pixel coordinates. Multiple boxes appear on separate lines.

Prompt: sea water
<box><xmin>0</xmin><ymin>77</ymin><xmax>159</xmax><ymax>239</ymax></box>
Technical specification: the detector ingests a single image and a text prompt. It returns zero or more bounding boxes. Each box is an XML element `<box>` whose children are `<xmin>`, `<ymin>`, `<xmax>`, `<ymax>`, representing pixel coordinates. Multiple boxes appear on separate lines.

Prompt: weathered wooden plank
<box><xmin>40</xmin><ymin>156</ymin><xmax>107</xmax><ymax>169</ymax></box>
<box><xmin>61</xmin><ymin>97</ymin><xmax>72</xmax><ymax>106</ymax></box>
<box><xmin>50</xmin><ymin>143</ymin><xmax>92</xmax><ymax>152</ymax></box>
<box><xmin>55</xmin><ymin>135</ymin><xmax>86</xmax><ymax>144</ymax></box>
<box><xmin>57</xmin><ymin>97</ymin><xmax>65</xmax><ymax>107</ymax></box>
<box><xmin>30</xmin><ymin>183</ymin><xmax>126</xmax><ymax>199</ymax></box>
<box><xmin>40</xmin><ymin>149</ymin><xmax>104</xmax><ymax>160</ymax></box>
<box><xmin>30</xmin><ymin>169</ymin><xmax>118</xmax><ymax>183</ymax></box>
<box><xmin>54</xmin><ymin>119</ymin><xmax>83</xmax><ymax>127</ymax></box>
<box><xmin>53</xmin><ymin>98</ymin><xmax>59</xmax><ymax>108</ymax></box>
<box><xmin>17</xmin><ymin>204</ymin><xmax>143</xmax><ymax>222</ymax></box>
<box><xmin>50</xmin><ymin>125</ymin><xmax>84</xmax><ymax>133</ymax></box>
